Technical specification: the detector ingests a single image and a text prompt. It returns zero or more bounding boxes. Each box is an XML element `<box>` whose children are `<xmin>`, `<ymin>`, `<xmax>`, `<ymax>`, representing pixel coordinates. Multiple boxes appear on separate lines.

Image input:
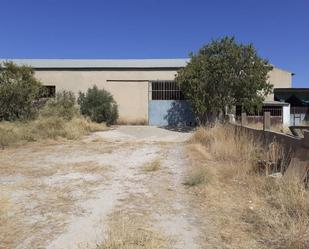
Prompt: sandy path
<box><xmin>1</xmin><ymin>126</ymin><xmax>207</xmax><ymax>249</ymax></box>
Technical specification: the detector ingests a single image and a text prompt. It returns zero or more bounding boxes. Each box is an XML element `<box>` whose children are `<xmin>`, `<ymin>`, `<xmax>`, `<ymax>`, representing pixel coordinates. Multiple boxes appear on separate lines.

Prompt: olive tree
<box><xmin>176</xmin><ymin>37</ymin><xmax>273</xmax><ymax>124</ymax></box>
<box><xmin>0</xmin><ymin>62</ymin><xmax>42</xmax><ymax>121</ymax></box>
<box><xmin>78</xmin><ymin>85</ymin><xmax>118</xmax><ymax>125</ymax></box>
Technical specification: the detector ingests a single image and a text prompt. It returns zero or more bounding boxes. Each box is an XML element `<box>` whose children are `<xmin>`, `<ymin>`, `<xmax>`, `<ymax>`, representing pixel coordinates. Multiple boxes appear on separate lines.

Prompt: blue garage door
<box><xmin>148</xmin><ymin>81</ymin><xmax>196</xmax><ymax>126</ymax></box>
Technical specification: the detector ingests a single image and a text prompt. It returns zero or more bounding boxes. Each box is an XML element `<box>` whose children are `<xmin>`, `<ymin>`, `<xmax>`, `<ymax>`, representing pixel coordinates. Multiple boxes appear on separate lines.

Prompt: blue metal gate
<box><xmin>148</xmin><ymin>81</ymin><xmax>196</xmax><ymax>126</ymax></box>
<box><xmin>149</xmin><ymin>100</ymin><xmax>196</xmax><ymax>126</ymax></box>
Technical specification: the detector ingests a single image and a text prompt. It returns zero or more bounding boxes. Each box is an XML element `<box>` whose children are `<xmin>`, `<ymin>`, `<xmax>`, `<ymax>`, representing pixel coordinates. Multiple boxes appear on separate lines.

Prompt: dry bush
<box><xmin>0</xmin><ymin>116</ymin><xmax>106</xmax><ymax>148</ymax></box>
<box><xmin>142</xmin><ymin>159</ymin><xmax>161</xmax><ymax>172</ymax></box>
<box><xmin>187</xmin><ymin>124</ymin><xmax>309</xmax><ymax>249</ymax></box>
<box><xmin>40</xmin><ymin>90</ymin><xmax>77</xmax><ymax>120</ymax></box>
<box><xmin>97</xmin><ymin>214</ymin><xmax>168</xmax><ymax>249</ymax></box>
<box><xmin>183</xmin><ymin>166</ymin><xmax>209</xmax><ymax>186</ymax></box>
<box><xmin>0</xmin><ymin>123</ymin><xmax>19</xmax><ymax>149</ymax></box>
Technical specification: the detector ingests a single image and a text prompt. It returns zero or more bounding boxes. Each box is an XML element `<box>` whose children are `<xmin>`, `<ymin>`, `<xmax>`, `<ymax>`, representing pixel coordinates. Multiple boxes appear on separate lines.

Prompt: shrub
<box><xmin>78</xmin><ymin>85</ymin><xmax>118</xmax><ymax>125</ymax></box>
<box><xmin>40</xmin><ymin>90</ymin><xmax>77</xmax><ymax>120</ymax></box>
<box><xmin>0</xmin><ymin>62</ymin><xmax>42</xmax><ymax>121</ymax></box>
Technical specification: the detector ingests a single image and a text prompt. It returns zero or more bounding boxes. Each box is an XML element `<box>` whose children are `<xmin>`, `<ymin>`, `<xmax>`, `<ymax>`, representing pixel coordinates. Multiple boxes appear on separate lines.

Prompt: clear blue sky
<box><xmin>0</xmin><ymin>0</ymin><xmax>308</xmax><ymax>87</ymax></box>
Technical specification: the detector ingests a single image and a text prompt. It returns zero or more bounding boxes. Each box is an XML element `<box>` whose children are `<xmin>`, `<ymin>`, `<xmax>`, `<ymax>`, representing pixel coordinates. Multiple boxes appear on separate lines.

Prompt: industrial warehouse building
<box><xmin>0</xmin><ymin>59</ymin><xmax>293</xmax><ymax>126</ymax></box>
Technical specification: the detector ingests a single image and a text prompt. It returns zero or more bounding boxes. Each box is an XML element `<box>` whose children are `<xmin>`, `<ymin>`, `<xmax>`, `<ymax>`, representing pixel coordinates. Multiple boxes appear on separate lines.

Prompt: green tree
<box><xmin>78</xmin><ymin>85</ymin><xmax>118</xmax><ymax>125</ymax></box>
<box><xmin>176</xmin><ymin>37</ymin><xmax>273</xmax><ymax>124</ymax></box>
<box><xmin>0</xmin><ymin>62</ymin><xmax>42</xmax><ymax>121</ymax></box>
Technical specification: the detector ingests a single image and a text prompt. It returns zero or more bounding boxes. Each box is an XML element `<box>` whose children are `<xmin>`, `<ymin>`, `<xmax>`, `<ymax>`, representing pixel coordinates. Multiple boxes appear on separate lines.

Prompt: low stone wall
<box><xmin>230</xmin><ymin>123</ymin><xmax>309</xmax><ymax>182</ymax></box>
<box><xmin>231</xmin><ymin>123</ymin><xmax>307</xmax><ymax>150</ymax></box>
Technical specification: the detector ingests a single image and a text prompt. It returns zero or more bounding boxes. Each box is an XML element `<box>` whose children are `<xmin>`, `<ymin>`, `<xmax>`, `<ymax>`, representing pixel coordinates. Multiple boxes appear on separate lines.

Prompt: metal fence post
<box><xmin>263</xmin><ymin>112</ymin><xmax>271</xmax><ymax>131</ymax></box>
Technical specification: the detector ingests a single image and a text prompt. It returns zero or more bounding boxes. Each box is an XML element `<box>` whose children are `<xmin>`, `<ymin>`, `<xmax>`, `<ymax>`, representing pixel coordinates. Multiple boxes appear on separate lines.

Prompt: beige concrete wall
<box><xmin>35</xmin><ymin>69</ymin><xmax>178</xmax><ymax>123</ymax></box>
<box><xmin>103</xmin><ymin>81</ymin><xmax>149</xmax><ymax>124</ymax></box>
<box><xmin>35</xmin><ymin>67</ymin><xmax>291</xmax><ymax>123</ymax></box>
<box><xmin>266</xmin><ymin>67</ymin><xmax>292</xmax><ymax>101</ymax></box>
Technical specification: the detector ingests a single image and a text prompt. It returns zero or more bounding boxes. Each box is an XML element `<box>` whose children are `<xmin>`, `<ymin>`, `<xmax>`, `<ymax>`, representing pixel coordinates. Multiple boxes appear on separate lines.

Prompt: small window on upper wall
<box><xmin>40</xmin><ymin>85</ymin><xmax>56</xmax><ymax>98</ymax></box>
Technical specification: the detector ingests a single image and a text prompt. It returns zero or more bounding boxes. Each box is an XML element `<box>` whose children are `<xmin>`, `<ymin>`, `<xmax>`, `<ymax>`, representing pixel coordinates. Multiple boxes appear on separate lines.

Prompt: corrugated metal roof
<box><xmin>0</xmin><ymin>58</ymin><xmax>189</xmax><ymax>69</ymax></box>
<box><xmin>0</xmin><ymin>58</ymin><xmax>292</xmax><ymax>75</ymax></box>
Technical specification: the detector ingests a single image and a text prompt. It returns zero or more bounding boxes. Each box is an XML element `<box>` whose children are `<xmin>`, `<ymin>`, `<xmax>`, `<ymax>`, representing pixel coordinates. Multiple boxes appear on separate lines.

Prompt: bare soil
<box><xmin>0</xmin><ymin>126</ymin><xmax>209</xmax><ymax>249</ymax></box>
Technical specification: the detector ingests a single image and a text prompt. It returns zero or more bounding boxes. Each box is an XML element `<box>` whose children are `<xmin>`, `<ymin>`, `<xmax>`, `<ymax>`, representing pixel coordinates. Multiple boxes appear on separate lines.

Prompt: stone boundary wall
<box><xmin>229</xmin><ymin>123</ymin><xmax>309</xmax><ymax>182</ymax></box>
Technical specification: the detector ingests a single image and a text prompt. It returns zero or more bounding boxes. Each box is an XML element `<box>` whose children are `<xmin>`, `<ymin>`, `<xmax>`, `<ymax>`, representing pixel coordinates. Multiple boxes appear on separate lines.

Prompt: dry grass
<box><xmin>117</xmin><ymin>118</ymin><xmax>148</xmax><ymax>125</ymax></box>
<box><xmin>187</xmin><ymin>124</ymin><xmax>309</xmax><ymax>249</ymax></box>
<box><xmin>243</xmin><ymin>176</ymin><xmax>309</xmax><ymax>249</ymax></box>
<box><xmin>0</xmin><ymin>126</ymin><xmax>119</xmax><ymax>248</ymax></box>
<box><xmin>0</xmin><ymin>196</ymin><xmax>10</xmax><ymax>219</ymax></box>
<box><xmin>0</xmin><ymin>138</ymin><xmax>113</xmax><ymax>248</ymax></box>
<box><xmin>72</xmin><ymin>161</ymin><xmax>106</xmax><ymax>174</ymax></box>
<box><xmin>0</xmin><ymin>181</ymin><xmax>78</xmax><ymax>248</ymax></box>
<box><xmin>190</xmin><ymin>124</ymin><xmax>261</xmax><ymax>163</ymax></box>
<box><xmin>0</xmin><ymin>195</ymin><xmax>22</xmax><ymax>249</ymax></box>
<box><xmin>0</xmin><ymin>116</ymin><xmax>106</xmax><ymax>148</ymax></box>
<box><xmin>142</xmin><ymin>159</ymin><xmax>161</xmax><ymax>172</ymax></box>
<box><xmin>97</xmin><ymin>213</ymin><xmax>168</xmax><ymax>249</ymax></box>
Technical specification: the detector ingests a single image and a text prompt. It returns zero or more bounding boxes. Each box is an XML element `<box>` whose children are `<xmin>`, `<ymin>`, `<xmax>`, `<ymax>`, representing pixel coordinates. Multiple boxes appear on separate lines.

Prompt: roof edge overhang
<box><xmin>0</xmin><ymin>58</ymin><xmax>190</xmax><ymax>69</ymax></box>
<box><xmin>0</xmin><ymin>58</ymin><xmax>292</xmax><ymax>74</ymax></box>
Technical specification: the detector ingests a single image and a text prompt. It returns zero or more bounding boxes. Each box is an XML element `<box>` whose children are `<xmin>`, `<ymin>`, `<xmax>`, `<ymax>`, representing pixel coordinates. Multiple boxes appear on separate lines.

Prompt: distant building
<box><xmin>274</xmin><ymin>88</ymin><xmax>309</xmax><ymax>125</ymax></box>
<box><xmin>0</xmin><ymin>59</ymin><xmax>293</xmax><ymax>126</ymax></box>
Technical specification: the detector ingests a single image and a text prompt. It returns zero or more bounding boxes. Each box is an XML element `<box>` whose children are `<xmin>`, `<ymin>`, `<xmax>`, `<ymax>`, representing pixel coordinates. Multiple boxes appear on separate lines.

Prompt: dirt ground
<box><xmin>0</xmin><ymin>126</ymin><xmax>212</xmax><ymax>249</ymax></box>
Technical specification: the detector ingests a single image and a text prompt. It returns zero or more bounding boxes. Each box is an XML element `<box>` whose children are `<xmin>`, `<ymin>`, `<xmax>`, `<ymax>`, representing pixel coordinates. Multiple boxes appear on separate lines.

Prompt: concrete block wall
<box><xmin>230</xmin><ymin>123</ymin><xmax>309</xmax><ymax>181</ymax></box>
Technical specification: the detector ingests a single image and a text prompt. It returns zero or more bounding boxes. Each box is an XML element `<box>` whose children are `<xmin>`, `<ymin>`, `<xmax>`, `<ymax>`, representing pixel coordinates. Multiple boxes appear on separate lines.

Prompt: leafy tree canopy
<box><xmin>176</xmin><ymin>36</ymin><xmax>273</xmax><ymax>124</ymax></box>
<box><xmin>0</xmin><ymin>62</ymin><xmax>42</xmax><ymax>121</ymax></box>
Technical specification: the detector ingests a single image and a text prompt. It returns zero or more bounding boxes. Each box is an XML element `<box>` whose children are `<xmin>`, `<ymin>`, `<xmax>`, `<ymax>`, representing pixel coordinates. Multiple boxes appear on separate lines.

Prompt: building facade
<box><xmin>274</xmin><ymin>88</ymin><xmax>309</xmax><ymax>125</ymax></box>
<box><xmin>0</xmin><ymin>59</ymin><xmax>293</xmax><ymax>126</ymax></box>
